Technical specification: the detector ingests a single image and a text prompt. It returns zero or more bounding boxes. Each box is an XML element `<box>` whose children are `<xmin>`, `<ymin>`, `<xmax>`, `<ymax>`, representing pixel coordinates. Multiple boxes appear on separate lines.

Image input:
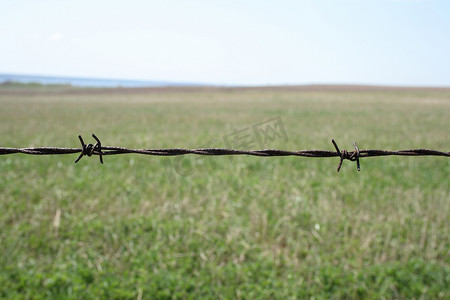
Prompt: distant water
<box><xmin>0</xmin><ymin>73</ymin><xmax>197</xmax><ymax>88</ymax></box>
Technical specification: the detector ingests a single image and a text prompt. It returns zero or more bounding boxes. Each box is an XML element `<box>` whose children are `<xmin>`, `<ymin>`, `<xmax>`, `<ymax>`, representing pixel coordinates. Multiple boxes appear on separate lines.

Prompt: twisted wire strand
<box><xmin>0</xmin><ymin>134</ymin><xmax>449</xmax><ymax>172</ymax></box>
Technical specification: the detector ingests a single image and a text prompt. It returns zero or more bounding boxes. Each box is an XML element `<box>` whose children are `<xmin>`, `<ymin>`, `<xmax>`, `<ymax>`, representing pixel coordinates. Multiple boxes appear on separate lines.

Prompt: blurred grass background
<box><xmin>0</xmin><ymin>85</ymin><xmax>449</xmax><ymax>299</ymax></box>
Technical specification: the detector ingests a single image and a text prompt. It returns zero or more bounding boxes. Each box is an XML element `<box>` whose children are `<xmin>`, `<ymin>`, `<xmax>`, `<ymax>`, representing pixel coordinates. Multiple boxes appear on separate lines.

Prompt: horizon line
<box><xmin>1</xmin><ymin>72</ymin><xmax>449</xmax><ymax>89</ymax></box>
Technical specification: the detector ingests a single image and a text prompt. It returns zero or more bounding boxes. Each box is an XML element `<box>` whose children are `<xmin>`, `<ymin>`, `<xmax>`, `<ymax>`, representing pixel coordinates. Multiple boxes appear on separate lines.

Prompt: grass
<box><xmin>0</xmin><ymin>85</ymin><xmax>449</xmax><ymax>299</ymax></box>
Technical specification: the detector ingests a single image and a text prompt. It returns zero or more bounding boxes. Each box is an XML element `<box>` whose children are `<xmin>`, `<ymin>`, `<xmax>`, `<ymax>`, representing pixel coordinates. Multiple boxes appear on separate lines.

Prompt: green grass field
<box><xmin>0</xmin><ymin>85</ymin><xmax>449</xmax><ymax>299</ymax></box>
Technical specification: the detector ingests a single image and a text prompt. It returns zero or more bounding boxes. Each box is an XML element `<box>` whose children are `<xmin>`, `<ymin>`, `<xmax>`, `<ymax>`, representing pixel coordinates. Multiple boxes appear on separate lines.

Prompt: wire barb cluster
<box><xmin>332</xmin><ymin>139</ymin><xmax>360</xmax><ymax>172</ymax></box>
<box><xmin>75</xmin><ymin>134</ymin><xmax>103</xmax><ymax>164</ymax></box>
<box><xmin>1</xmin><ymin>134</ymin><xmax>449</xmax><ymax>172</ymax></box>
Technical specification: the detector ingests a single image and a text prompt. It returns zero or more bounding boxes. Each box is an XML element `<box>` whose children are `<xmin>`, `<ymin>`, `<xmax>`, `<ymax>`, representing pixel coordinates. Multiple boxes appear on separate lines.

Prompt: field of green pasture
<box><xmin>0</xmin><ymin>85</ymin><xmax>449</xmax><ymax>299</ymax></box>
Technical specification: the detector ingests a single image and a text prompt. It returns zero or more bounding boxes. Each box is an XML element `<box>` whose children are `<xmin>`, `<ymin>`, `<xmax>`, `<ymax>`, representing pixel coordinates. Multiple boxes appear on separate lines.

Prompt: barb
<box><xmin>74</xmin><ymin>134</ymin><xmax>103</xmax><ymax>164</ymax></box>
<box><xmin>0</xmin><ymin>134</ymin><xmax>449</xmax><ymax>172</ymax></box>
<box><xmin>332</xmin><ymin>139</ymin><xmax>361</xmax><ymax>172</ymax></box>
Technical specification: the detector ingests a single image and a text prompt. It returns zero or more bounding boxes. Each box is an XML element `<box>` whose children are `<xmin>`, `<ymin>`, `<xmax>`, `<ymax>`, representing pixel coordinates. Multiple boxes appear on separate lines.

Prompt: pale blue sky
<box><xmin>1</xmin><ymin>0</ymin><xmax>449</xmax><ymax>86</ymax></box>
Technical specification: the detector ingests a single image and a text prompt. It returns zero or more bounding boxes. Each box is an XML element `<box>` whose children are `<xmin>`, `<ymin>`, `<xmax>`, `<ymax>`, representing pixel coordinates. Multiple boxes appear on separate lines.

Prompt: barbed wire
<box><xmin>1</xmin><ymin>134</ymin><xmax>449</xmax><ymax>172</ymax></box>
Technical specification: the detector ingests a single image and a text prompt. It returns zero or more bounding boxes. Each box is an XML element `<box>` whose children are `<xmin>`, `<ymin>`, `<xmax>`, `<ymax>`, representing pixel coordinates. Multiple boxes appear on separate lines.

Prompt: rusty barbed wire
<box><xmin>0</xmin><ymin>134</ymin><xmax>449</xmax><ymax>172</ymax></box>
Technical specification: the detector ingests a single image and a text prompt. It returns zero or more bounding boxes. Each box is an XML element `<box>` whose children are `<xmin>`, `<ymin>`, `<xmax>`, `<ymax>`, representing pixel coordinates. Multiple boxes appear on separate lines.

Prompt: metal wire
<box><xmin>1</xmin><ymin>134</ymin><xmax>449</xmax><ymax>172</ymax></box>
